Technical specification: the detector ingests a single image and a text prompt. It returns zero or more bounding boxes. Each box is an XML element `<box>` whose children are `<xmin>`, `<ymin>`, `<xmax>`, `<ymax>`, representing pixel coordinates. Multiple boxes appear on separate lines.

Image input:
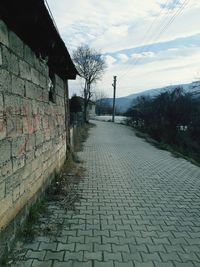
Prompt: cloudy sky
<box><xmin>47</xmin><ymin>0</ymin><xmax>200</xmax><ymax>97</ymax></box>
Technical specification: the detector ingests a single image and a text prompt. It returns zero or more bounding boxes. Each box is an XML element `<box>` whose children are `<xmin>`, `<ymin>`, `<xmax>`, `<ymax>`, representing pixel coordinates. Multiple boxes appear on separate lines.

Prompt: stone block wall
<box><xmin>0</xmin><ymin>19</ymin><xmax>68</xmax><ymax>245</ymax></box>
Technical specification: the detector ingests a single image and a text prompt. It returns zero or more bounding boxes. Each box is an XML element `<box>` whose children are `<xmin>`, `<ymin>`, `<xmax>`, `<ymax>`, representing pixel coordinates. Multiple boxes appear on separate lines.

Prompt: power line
<box><xmin>119</xmin><ymin>0</ymin><xmax>179</xmax><ymax>78</ymax></box>
<box><xmin>119</xmin><ymin>0</ymin><xmax>190</xmax><ymax>81</ymax></box>
<box><xmin>118</xmin><ymin>0</ymin><xmax>174</xmax><ymax>78</ymax></box>
<box><xmin>155</xmin><ymin>0</ymin><xmax>190</xmax><ymax>40</ymax></box>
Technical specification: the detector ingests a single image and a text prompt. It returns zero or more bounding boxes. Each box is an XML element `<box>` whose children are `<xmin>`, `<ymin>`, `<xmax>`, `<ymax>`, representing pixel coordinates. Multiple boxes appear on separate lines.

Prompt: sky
<box><xmin>47</xmin><ymin>0</ymin><xmax>200</xmax><ymax>98</ymax></box>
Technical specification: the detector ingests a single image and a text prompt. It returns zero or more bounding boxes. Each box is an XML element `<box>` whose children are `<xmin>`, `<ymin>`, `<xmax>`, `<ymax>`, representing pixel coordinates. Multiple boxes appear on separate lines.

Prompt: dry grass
<box><xmin>74</xmin><ymin>122</ymin><xmax>96</xmax><ymax>152</ymax></box>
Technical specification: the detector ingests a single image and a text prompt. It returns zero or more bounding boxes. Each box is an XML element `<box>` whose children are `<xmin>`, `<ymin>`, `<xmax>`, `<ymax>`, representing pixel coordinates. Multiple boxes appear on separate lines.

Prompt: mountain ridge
<box><xmin>103</xmin><ymin>81</ymin><xmax>200</xmax><ymax>113</ymax></box>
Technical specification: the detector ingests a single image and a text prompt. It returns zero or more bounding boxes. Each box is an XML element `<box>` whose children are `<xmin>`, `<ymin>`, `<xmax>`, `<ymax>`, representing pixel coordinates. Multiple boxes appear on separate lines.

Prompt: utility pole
<box><xmin>112</xmin><ymin>76</ymin><xmax>117</xmax><ymax>122</ymax></box>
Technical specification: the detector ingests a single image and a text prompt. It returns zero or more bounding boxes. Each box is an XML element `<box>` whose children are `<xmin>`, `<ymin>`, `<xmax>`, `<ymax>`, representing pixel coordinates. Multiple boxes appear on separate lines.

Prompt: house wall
<box><xmin>88</xmin><ymin>104</ymin><xmax>96</xmax><ymax>119</ymax></box>
<box><xmin>0</xmin><ymin>19</ymin><xmax>68</xmax><ymax>245</ymax></box>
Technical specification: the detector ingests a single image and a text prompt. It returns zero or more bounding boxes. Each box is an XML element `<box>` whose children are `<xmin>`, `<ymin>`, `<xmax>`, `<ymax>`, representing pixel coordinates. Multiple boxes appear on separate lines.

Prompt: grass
<box><xmin>135</xmin><ymin>129</ymin><xmax>200</xmax><ymax>167</ymax></box>
<box><xmin>22</xmin><ymin>200</ymin><xmax>46</xmax><ymax>240</ymax></box>
<box><xmin>73</xmin><ymin>122</ymin><xmax>95</xmax><ymax>152</ymax></box>
<box><xmin>47</xmin><ymin>122</ymin><xmax>94</xmax><ymax>211</ymax></box>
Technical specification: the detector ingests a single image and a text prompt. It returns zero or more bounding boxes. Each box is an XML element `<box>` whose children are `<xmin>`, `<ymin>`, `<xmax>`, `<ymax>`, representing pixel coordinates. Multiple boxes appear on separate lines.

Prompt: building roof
<box><xmin>0</xmin><ymin>0</ymin><xmax>78</xmax><ymax>80</ymax></box>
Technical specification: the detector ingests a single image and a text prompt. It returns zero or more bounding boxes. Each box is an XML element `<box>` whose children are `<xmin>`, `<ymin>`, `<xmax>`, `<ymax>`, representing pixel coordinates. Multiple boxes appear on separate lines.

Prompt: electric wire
<box><xmin>118</xmin><ymin>0</ymin><xmax>174</xmax><ymax>78</ymax></box>
<box><xmin>119</xmin><ymin>0</ymin><xmax>190</xmax><ymax>82</ymax></box>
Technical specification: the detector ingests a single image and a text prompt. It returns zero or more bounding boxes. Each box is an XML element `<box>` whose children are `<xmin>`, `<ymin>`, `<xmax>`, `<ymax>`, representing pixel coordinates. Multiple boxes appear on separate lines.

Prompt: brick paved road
<box><xmin>11</xmin><ymin>121</ymin><xmax>200</xmax><ymax>267</ymax></box>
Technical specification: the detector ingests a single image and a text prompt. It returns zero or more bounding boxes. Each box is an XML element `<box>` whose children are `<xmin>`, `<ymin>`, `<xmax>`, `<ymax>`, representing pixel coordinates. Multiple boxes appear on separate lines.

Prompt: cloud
<box><xmin>104</xmin><ymin>55</ymin><xmax>116</xmax><ymax>67</ymax></box>
<box><xmin>131</xmin><ymin>51</ymin><xmax>155</xmax><ymax>60</ymax></box>
<box><xmin>117</xmin><ymin>53</ymin><xmax>129</xmax><ymax>63</ymax></box>
<box><xmin>47</xmin><ymin>0</ymin><xmax>200</xmax><ymax>97</ymax></box>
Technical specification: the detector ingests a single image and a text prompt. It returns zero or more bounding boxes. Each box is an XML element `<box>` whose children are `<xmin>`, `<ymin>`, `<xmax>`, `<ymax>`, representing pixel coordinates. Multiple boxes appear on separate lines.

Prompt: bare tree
<box><xmin>72</xmin><ymin>45</ymin><xmax>106</xmax><ymax>122</ymax></box>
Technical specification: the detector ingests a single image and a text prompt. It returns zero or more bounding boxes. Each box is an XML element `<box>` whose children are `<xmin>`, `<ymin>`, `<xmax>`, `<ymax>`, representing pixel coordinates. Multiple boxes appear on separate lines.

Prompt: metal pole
<box><xmin>112</xmin><ymin>76</ymin><xmax>117</xmax><ymax>122</ymax></box>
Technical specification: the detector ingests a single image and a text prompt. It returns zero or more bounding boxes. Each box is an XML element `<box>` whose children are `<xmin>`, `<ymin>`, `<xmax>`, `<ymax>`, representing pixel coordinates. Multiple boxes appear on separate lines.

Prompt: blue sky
<box><xmin>47</xmin><ymin>0</ymin><xmax>200</xmax><ymax>97</ymax></box>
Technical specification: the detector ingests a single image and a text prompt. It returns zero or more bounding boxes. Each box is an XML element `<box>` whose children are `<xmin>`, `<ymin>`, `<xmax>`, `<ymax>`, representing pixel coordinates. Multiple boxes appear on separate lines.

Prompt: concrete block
<box><xmin>0</xmin><ymin>46</ymin><xmax>2</xmax><ymax>66</ymax></box>
<box><xmin>0</xmin><ymin>139</ymin><xmax>11</xmax><ymax>164</ymax></box>
<box><xmin>2</xmin><ymin>46</ymin><xmax>19</xmax><ymax>75</ymax></box>
<box><xmin>35</xmin><ymin>131</ymin><xmax>44</xmax><ymax>146</ymax></box>
<box><xmin>39</xmin><ymin>74</ymin><xmax>47</xmax><ymax>89</ymax></box>
<box><xmin>56</xmin><ymin>85</ymin><xmax>64</xmax><ymax>97</ymax></box>
<box><xmin>34</xmin><ymin>55</ymin><xmax>48</xmax><ymax>75</ymax></box>
<box><xmin>43</xmin><ymin>128</ymin><xmax>51</xmax><ymax>141</ymax></box>
<box><xmin>12</xmin><ymin>184</ymin><xmax>20</xmax><ymax>202</ymax></box>
<box><xmin>25</xmin><ymin>81</ymin><xmax>43</xmax><ymax>101</ymax></box>
<box><xmin>55</xmin><ymin>74</ymin><xmax>64</xmax><ymax>88</ymax></box>
<box><xmin>12</xmin><ymin>155</ymin><xmax>25</xmax><ymax>173</ymax></box>
<box><xmin>19</xmin><ymin>60</ymin><xmax>31</xmax><ymax>80</ymax></box>
<box><xmin>0</xmin><ymin>68</ymin><xmax>11</xmax><ymax>92</ymax></box>
<box><xmin>33</xmin><ymin>114</ymin><xmax>42</xmax><ymax>132</ymax></box>
<box><xmin>0</xmin><ymin>181</ymin><xmax>6</xmax><ymax>200</ymax></box>
<box><xmin>39</xmin><ymin>61</ymin><xmax>48</xmax><ymax>76</ymax></box>
<box><xmin>31</xmin><ymin>67</ymin><xmax>40</xmax><ymax>85</ymax></box>
<box><xmin>0</xmin><ymin>20</ymin><xmax>9</xmax><ymax>46</ymax></box>
<box><xmin>42</xmin><ymin>115</ymin><xmax>49</xmax><ymax>129</ymax></box>
<box><xmin>42</xmin><ymin>140</ymin><xmax>51</xmax><ymax>153</ymax></box>
<box><xmin>0</xmin><ymin>118</ymin><xmax>6</xmax><ymax>140</ymax></box>
<box><xmin>19</xmin><ymin>181</ymin><xmax>25</xmax><ymax>196</ymax></box>
<box><xmin>0</xmin><ymin>92</ymin><xmax>4</xmax><ymax>116</ymax></box>
<box><xmin>23</xmin><ymin>115</ymin><xmax>33</xmax><ymax>135</ymax></box>
<box><xmin>31</xmin><ymin>157</ymin><xmax>41</xmax><ymax>172</ymax></box>
<box><xmin>43</xmin><ymin>90</ymin><xmax>49</xmax><ymax>103</ymax></box>
<box><xmin>24</xmin><ymin>44</ymin><xmax>35</xmax><ymax>66</ymax></box>
<box><xmin>11</xmin><ymin>74</ymin><xmax>25</xmax><ymax>96</ymax></box>
<box><xmin>11</xmin><ymin>135</ymin><xmax>26</xmax><ymax>157</ymax></box>
<box><xmin>25</xmin><ymin>150</ymin><xmax>35</xmax><ymax>164</ymax></box>
<box><xmin>9</xmin><ymin>169</ymin><xmax>23</xmax><ymax>190</ymax></box>
<box><xmin>4</xmin><ymin>94</ymin><xmax>23</xmax><ymax>115</ymax></box>
<box><xmin>56</xmin><ymin>95</ymin><xmax>64</xmax><ymax>107</ymax></box>
<box><xmin>38</xmin><ymin>102</ymin><xmax>45</xmax><ymax>116</ymax></box>
<box><xmin>9</xmin><ymin>31</ymin><xmax>24</xmax><ymax>58</ymax></box>
<box><xmin>10</xmin><ymin>52</ymin><xmax>20</xmax><ymax>75</ymax></box>
<box><xmin>31</xmin><ymin>99</ymin><xmax>38</xmax><ymax>115</ymax></box>
<box><xmin>25</xmin><ymin>134</ymin><xmax>35</xmax><ymax>151</ymax></box>
<box><xmin>0</xmin><ymin>160</ymin><xmax>12</xmax><ymax>178</ymax></box>
<box><xmin>6</xmin><ymin>114</ymin><xmax>23</xmax><ymax>137</ymax></box>
<box><xmin>1</xmin><ymin>45</ymin><xmax>9</xmax><ymax>68</ymax></box>
<box><xmin>35</xmin><ymin>144</ymin><xmax>43</xmax><ymax>158</ymax></box>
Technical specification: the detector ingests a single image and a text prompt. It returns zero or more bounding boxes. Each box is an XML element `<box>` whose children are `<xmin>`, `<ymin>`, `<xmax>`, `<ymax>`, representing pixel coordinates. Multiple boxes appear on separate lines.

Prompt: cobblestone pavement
<box><xmin>10</xmin><ymin>121</ymin><xmax>200</xmax><ymax>267</ymax></box>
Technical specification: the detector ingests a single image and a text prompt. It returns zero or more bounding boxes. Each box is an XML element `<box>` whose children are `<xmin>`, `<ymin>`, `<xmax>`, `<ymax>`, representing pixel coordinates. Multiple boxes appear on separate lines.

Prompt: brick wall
<box><xmin>0</xmin><ymin>19</ymin><xmax>68</xmax><ymax>246</ymax></box>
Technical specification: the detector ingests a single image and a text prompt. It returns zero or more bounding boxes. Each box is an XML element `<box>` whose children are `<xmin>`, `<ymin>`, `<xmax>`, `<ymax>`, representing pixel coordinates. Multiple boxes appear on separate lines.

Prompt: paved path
<box><xmin>11</xmin><ymin>121</ymin><xmax>200</xmax><ymax>267</ymax></box>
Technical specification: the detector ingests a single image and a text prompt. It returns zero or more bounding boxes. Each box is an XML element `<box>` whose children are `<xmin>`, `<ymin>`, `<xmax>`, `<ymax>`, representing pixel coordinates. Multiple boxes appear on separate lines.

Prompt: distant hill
<box><xmin>102</xmin><ymin>81</ymin><xmax>200</xmax><ymax>113</ymax></box>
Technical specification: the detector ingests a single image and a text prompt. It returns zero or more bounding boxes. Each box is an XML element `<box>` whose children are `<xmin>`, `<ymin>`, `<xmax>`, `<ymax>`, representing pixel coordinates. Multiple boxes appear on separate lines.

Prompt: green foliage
<box><xmin>127</xmin><ymin>87</ymin><xmax>200</xmax><ymax>164</ymax></box>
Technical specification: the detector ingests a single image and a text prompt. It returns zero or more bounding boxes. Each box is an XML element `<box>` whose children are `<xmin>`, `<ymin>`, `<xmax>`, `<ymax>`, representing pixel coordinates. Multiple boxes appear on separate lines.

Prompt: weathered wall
<box><xmin>0</xmin><ymin>19</ymin><xmax>68</xmax><ymax>235</ymax></box>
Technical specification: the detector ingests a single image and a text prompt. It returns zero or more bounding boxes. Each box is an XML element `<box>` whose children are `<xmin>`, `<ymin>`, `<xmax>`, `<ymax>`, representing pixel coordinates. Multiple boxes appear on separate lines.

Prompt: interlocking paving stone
<box><xmin>57</xmin><ymin>242</ymin><xmax>75</xmax><ymax>252</ymax></box>
<box><xmin>84</xmin><ymin>251</ymin><xmax>103</xmax><ymax>261</ymax></box>
<box><xmin>134</xmin><ymin>262</ymin><xmax>154</xmax><ymax>267</ymax></box>
<box><xmin>104</xmin><ymin>252</ymin><xmax>122</xmax><ymax>262</ymax></box>
<box><xmin>93</xmin><ymin>261</ymin><xmax>114</xmax><ymax>267</ymax></box>
<box><xmin>154</xmin><ymin>263</ymin><xmax>174</xmax><ymax>267</ymax></box>
<box><xmin>32</xmin><ymin>259</ymin><xmax>53</xmax><ymax>267</ymax></box>
<box><xmin>53</xmin><ymin>260</ymin><xmax>73</xmax><ymax>267</ymax></box>
<box><xmin>114</xmin><ymin>262</ymin><xmax>134</xmax><ymax>267</ymax></box>
<box><xmin>64</xmin><ymin>251</ymin><xmax>83</xmax><ymax>261</ymax></box>
<box><xmin>72</xmin><ymin>261</ymin><xmax>92</xmax><ymax>267</ymax></box>
<box><xmin>15</xmin><ymin>259</ymin><xmax>33</xmax><ymax>267</ymax></box>
<box><xmin>38</xmin><ymin>242</ymin><xmax>57</xmax><ymax>251</ymax></box>
<box><xmin>94</xmin><ymin>243</ymin><xmax>112</xmax><ymax>252</ymax></box>
<box><xmin>44</xmin><ymin>251</ymin><xmax>64</xmax><ymax>261</ymax></box>
<box><xmin>9</xmin><ymin>121</ymin><xmax>200</xmax><ymax>266</ymax></box>
<box><xmin>25</xmin><ymin>250</ymin><xmax>45</xmax><ymax>261</ymax></box>
<box><xmin>75</xmin><ymin>243</ymin><xmax>93</xmax><ymax>252</ymax></box>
